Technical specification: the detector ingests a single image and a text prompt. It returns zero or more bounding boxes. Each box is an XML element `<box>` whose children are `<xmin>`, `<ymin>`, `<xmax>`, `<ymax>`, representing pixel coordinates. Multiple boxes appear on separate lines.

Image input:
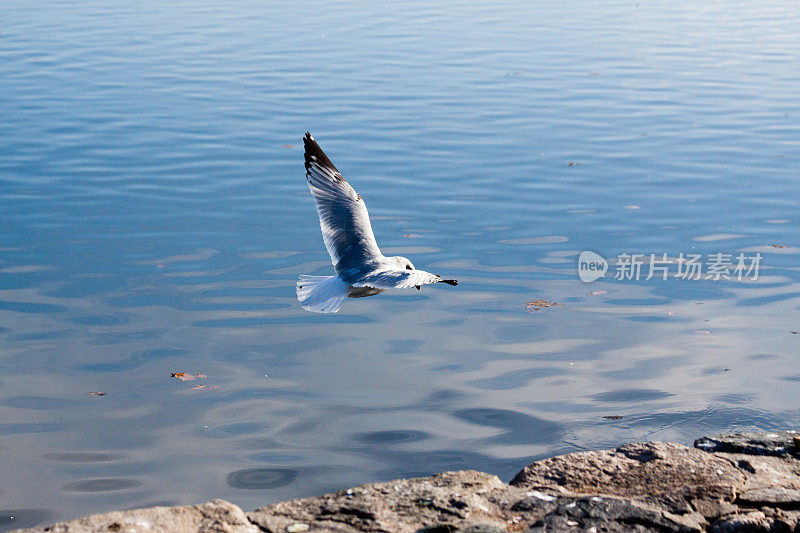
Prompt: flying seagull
<box><xmin>297</xmin><ymin>132</ymin><xmax>458</xmax><ymax>313</ymax></box>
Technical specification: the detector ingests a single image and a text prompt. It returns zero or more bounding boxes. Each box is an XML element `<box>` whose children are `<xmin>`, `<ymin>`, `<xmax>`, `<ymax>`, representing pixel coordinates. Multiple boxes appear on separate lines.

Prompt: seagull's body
<box><xmin>297</xmin><ymin>133</ymin><xmax>457</xmax><ymax>313</ymax></box>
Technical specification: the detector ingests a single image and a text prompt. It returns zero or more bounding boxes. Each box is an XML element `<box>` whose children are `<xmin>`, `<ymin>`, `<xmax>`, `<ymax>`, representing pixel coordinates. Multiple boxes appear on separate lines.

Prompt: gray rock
<box><xmin>738</xmin><ymin>488</ymin><xmax>800</xmax><ymax>506</ymax></box>
<box><xmin>524</xmin><ymin>496</ymin><xmax>701</xmax><ymax>532</ymax></box>
<box><xmin>707</xmin><ymin>511</ymin><xmax>792</xmax><ymax>533</ymax></box>
<box><xmin>247</xmin><ymin>470</ymin><xmax>526</xmax><ymax>533</ymax></box>
<box><xmin>510</xmin><ymin>441</ymin><xmax>744</xmax><ymax>504</ymax></box>
<box><xmin>455</xmin><ymin>525</ymin><xmax>506</xmax><ymax>533</ymax></box>
<box><xmin>14</xmin><ymin>499</ymin><xmax>256</xmax><ymax>533</ymax></box>
<box><xmin>695</xmin><ymin>431</ymin><xmax>800</xmax><ymax>457</ymax></box>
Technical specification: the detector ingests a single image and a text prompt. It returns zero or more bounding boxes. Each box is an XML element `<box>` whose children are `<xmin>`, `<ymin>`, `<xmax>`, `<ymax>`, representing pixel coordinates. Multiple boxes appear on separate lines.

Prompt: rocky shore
<box><xmin>16</xmin><ymin>431</ymin><xmax>800</xmax><ymax>533</ymax></box>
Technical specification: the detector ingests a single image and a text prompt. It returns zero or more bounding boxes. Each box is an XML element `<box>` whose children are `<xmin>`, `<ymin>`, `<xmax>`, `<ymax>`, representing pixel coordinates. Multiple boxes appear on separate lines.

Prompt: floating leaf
<box><xmin>588</xmin><ymin>290</ymin><xmax>607</xmax><ymax>295</ymax></box>
<box><xmin>567</xmin><ymin>162</ymin><xmax>578</xmax><ymax>167</ymax></box>
<box><xmin>771</xmin><ymin>244</ymin><xmax>788</xmax><ymax>248</ymax></box>
<box><xmin>525</xmin><ymin>300</ymin><xmax>563</xmax><ymax>311</ymax></box>
<box><xmin>171</xmin><ymin>372</ymin><xmax>207</xmax><ymax>381</ymax></box>
<box><xmin>603</xmin><ymin>415</ymin><xmax>623</xmax><ymax>420</ymax></box>
<box><xmin>88</xmin><ymin>392</ymin><xmax>105</xmax><ymax>396</ymax></box>
<box><xmin>791</xmin><ymin>331</ymin><xmax>799</xmax><ymax>335</ymax></box>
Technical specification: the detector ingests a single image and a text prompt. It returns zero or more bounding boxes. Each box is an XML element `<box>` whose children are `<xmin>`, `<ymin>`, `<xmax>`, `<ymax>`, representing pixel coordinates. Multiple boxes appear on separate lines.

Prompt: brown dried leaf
<box><xmin>567</xmin><ymin>162</ymin><xmax>578</xmax><ymax>167</ymax></box>
<box><xmin>771</xmin><ymin>244</ymin><xmax>788</xmax><ymax>248</ymax></box>
<box><xmin>525</xmin><ymin>300</ymin><xmax>563</xmax><ymax>311</ymax></box>
<box><xmin>171</xmin><ymin>372</ymin><xmax>207</xmax><ymax>382</ymax></box>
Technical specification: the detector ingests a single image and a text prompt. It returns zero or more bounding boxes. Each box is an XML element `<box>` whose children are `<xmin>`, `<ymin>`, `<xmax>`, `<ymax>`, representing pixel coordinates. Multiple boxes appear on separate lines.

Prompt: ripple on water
<box><xmin>354</xmin><ymin>430</ymin><xmax>429</xmax><ymax>445</ymax></box>
<box><xmin>454</xmin><ymin>408</ymin><xmax>565</xmax><ymax>445</ymax></box>
<box><xmin>64</xmin><ymin>478</ymin><xmax>142</xmax><ymax>493</ymax></box>
<box><xmin>41</xmin><ymin>452</ymin><xmax>125</xmax><ymax>463</ymax></box>
<box><xmin>226</xmin><ymin>468</ymin><xmax>299</xmax><ymax>490</ymax></box>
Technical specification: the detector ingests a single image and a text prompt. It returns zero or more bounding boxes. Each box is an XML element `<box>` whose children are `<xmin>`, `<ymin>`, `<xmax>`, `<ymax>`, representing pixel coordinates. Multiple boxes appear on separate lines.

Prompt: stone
<box><xmin>510</xmin><ymin>442</ymin><xmax>744</xmax><ymax>501</ymax></box>
<box><xmin>738</xmin><ymin>487</ymin><xmax>800</xmax><ymax>506</ymax></box>
<box><xmin>708</xmin><ymin>512</ymin><xmax>781</xmax><ymax>533</ymax></box>
<box><xmin>695</xmin><ymin>431</ymin><xmax>800</xmax><ymax>457</ymax></box>
<box><xmin>247</xmin><ymin>470</ymin><xmax>526</xmax><ymax>533</ymax></box>
<box><xmin>14</xmin><ymin>500</ymin><xmax>256</xmax><ymax>533</ymax></box>
<box><xmin>523</xmin><ymin>496</ymin><xmax>701</xmax><ymax>532</ymax></box>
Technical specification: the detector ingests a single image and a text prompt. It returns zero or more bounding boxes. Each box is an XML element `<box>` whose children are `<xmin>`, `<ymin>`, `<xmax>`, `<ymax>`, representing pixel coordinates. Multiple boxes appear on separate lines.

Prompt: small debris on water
<box><xmin>171</xmin><ymin>372</ymin><xmax>207</xmax><ymax>381</ymax></box>
<box><xmin>190</xmin><ymin>385</ymin><xmax>220</xmax><ymax>391</ymax></box>
<box><xmin>88</xmin><ymin>392</ymin><xmax>105</xmax><ymax>396</ymax></box>
<box><xmin>603</xmin><ymin>415</ymin><xmax>623</xmax><ymax>420</ymax></box>
<box><xmin>588</xmin><ymin>290</ymin><xmax>607</xmax><ymax>295</ymax></box>
<box><xmin>525</xmin><ymin>300</ymin><xmax>563</xmax><ymax>311</ymax></box>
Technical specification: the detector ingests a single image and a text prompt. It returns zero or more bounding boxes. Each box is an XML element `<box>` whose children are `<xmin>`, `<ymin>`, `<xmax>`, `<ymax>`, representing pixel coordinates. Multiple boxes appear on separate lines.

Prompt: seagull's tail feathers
<box><xmin>296</xmin><ymin>275</ymin><xmax>348</xmax><ymax>313</ymax></box>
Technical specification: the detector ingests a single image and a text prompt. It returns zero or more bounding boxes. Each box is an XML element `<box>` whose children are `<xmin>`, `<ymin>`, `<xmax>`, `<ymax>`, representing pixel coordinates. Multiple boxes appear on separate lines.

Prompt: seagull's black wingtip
<box><xmin>303</xmin><ymin>132</ymin><xmax>339</xmax><ymax>173</ymax></box>
<box><xmin>441</xmin><ymin>279</ymin><xmax>458</xmax><ymax>286</ymax></box>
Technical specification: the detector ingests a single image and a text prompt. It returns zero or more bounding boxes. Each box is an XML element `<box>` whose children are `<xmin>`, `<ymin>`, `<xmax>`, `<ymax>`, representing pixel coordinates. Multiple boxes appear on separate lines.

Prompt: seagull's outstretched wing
<box><xmin>352</xmin><ymin>269</ymin><xmax>452</xmax><ymax>290</ymax></box>
<box><xmin>304</xmin><ymin>133</ymin><xmax>382</xmax><ymax>276</ymax></box>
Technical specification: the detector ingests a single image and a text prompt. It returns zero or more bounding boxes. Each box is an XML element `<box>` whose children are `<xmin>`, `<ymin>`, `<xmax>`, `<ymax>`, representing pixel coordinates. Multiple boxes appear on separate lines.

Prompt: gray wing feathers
<box><xmin>351</xmin><ymin>269</ymin><xmax>442</xmax><ymax>290</ymax></box>
<box><xmin>304</xmin><ymin>133</ymin><xmax>382</xmax><ymax>275</ymax></box>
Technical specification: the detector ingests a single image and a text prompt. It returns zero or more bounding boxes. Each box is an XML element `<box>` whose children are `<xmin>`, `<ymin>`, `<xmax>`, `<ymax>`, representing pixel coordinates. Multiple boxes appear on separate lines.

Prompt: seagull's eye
<box><xmin>406</xmin><ymin>264</ymin><xmax>413</xmax><ymax>270</ymax></box>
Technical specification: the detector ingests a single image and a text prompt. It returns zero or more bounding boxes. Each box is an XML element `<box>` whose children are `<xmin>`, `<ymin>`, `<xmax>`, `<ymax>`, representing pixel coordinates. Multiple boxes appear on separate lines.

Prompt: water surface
<box><xmin>2</xmin><ymin>0</ymin><xmax>800</xmax><ymax>528</ymax></box>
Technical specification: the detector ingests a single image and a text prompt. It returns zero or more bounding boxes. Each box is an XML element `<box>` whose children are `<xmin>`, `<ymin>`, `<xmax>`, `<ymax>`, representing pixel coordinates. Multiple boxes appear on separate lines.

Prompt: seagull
<box><xmin>297</xmin><ymin>132</ymin><xmax>458</xmax><ymax>313</ymax></box>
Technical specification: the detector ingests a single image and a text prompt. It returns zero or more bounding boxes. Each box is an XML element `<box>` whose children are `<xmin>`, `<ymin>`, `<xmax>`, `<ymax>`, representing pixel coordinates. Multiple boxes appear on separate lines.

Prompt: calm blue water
<box><xmin>2</xmin><ymin>0</ymin><xmax>800</xmax><ymax>528</ymax></box>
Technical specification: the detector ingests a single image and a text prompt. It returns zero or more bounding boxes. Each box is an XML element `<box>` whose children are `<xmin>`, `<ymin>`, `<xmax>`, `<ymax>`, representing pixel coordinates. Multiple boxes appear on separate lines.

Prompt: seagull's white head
<box><xmin>390</xmin><ymin>256</ymin><xmax>415</xmax><ymax>271</ymax></box>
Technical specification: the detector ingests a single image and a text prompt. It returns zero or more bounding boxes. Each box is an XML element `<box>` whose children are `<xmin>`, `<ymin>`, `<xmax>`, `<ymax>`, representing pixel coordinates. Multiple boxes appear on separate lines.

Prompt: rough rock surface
<box><xmin>16</xmin><ymin>432</ymin><xmax>800</xmax><ymax>533</ymax></box>
<box><xmin>16</xmin><ymin>500</ymin><xmax>257</xmax><ymax>533</ymax></box>
<box><xmin>695</xmin><ymin>430</ymin><xmax>800</xmax><ymax>457</ymax></box>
